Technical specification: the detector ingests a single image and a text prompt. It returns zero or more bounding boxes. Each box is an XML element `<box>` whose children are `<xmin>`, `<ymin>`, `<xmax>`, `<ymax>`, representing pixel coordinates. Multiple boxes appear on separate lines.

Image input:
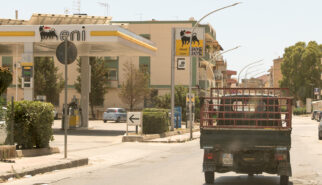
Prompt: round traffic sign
<box><xmin>56</xmin><ymin>40</ymin><xmax>78</xmax><ymax>65</ymax></box>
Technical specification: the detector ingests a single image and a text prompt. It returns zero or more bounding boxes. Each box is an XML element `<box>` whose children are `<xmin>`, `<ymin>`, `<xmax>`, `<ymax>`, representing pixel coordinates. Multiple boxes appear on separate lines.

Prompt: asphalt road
<box><xmin>5</xmin><ymin>116</ymin><xmax>322</xmax><ymax>185</ymax></box>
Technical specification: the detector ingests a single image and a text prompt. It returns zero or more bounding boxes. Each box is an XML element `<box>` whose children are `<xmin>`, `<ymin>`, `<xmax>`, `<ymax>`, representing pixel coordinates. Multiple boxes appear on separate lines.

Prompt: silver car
<box><xmin>103</xmin><ymin>108</ymin><xmax>127</xmax><ymax>123</ymax></box>
<box><xmin>319</xmin><ymin>121</ymin><xmax>322</xmax><ymax>140</ymax></box>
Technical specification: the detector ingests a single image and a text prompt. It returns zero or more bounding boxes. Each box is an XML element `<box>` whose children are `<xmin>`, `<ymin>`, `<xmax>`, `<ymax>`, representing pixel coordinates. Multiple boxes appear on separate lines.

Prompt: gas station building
<box><xmin>0</xmin><ymin>13</ymin><xmax>222</xmax><ymax>122</ymax></box>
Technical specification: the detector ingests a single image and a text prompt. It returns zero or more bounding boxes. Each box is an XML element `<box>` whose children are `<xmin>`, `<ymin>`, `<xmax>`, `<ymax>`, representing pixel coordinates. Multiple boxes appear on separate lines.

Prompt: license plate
<box><xmin>222</xmin><ymin>153</ymin><xmax>233</xmax><ymax>166</ymax></box>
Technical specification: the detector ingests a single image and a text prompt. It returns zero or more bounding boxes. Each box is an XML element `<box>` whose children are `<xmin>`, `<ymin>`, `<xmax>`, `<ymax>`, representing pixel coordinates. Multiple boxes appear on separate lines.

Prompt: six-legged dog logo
<box><xmin>39</xmin><ymin>25</ymin><xmax>58</xmax><ymax>41</ymax></box>
<box><xmin>180</xmin><ymin>30</ymin><xmax>200</xmax><ymax>47</ymax></box>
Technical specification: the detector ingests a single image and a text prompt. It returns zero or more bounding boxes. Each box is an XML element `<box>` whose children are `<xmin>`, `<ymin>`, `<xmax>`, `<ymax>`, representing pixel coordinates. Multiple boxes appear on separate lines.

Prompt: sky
<box><xmin>0</xmin><ymin>0</ymin><xmax>321</xmax><ymax>77</ymax></box>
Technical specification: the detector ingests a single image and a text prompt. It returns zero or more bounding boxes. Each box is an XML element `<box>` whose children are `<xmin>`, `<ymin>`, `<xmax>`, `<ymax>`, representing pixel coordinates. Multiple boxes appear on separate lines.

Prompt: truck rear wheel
<box><xmin>205</xmin><ymin>171</ymin><xmax>214</xmax><ymax>184</ymax></box>
<box><xmin>280</xmin><ymin>175</ymin><xmax>289</xmax><ymax>185</ymax></box>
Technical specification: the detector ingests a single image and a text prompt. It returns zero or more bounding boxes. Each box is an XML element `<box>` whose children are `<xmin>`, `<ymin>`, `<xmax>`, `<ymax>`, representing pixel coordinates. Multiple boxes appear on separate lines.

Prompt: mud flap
<box><xmin>278</xmin><ymin>162</ymin><xmax>292</xmax><ymax>176</ymax></box>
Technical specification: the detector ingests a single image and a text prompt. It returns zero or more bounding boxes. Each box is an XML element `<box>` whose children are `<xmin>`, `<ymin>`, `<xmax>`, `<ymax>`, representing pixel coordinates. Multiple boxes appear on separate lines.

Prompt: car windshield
<box><xmin>118</xmin><ymin>109</ymin><xmax>126</xmax><ymax>113</ymax></box>
<box><xmin>106</xmin><ymin>109</ymin><xmax>117</xmax><ymax>113</ymax></box>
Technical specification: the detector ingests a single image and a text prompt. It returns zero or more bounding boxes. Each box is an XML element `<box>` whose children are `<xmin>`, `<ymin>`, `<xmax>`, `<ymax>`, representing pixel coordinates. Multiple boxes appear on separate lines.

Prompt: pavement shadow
<box><xmin>53</xmin><ymin>128</ymin><xmax>125</xmax><ymax>136</ymax></box>
<box><xmin>202</xmin><ymin>175</ymin><xmax>293</xmax><ymax>185</ymax></box>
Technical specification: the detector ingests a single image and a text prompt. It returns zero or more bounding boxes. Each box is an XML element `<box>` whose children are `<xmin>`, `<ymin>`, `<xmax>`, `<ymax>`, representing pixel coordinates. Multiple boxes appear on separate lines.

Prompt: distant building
<box><xmin>272</xmin><ymin>57</ymin><xmax>283</xmax><ymax>88</ymax></box>
<box><xmin>241</xmin><ymin>78</ymin><xmax>263</xmax><ymax>88</ymax></box>
<box><xmin>256</xmin><ymin>74</ymin><xmax>271</xmax><ymax>88</ymax></box>
<box><xmin>226</xmin><ymin>70</ymin><xmax>237</xmax><ymax>87</ymax></box>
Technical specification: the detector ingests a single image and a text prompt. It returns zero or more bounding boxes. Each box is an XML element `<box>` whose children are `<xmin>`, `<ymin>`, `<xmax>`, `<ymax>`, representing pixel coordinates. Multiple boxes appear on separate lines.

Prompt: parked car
<box><xmin>319</xmin><ymin>121</ymin><xmax>322</xmax><ymax>140</ymax></box>
<box><xmin>103</xmin><ymin>108</ymin><xmax>127</xmax><ymax>123</ymax></box>
<box><xmin>312</xmin><ymin>110</ymin><xmax>322</xmax><ymax>122</ymax></box>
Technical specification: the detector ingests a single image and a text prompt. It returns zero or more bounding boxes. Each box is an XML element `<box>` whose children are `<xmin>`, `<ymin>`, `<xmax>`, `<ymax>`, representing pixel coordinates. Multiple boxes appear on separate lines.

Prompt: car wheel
<box><xmin>116</xmin><ymin>117</ymin><xmax>120</xmax><ymax>123</ymax></box>
<box><xmin>205</xmin><ymin>171</ymin><xmax>214</xmax><ymax>184</ymax></box>
<box><xmin>280</xmin><ymin>175</ymin><xmax>289</xmax><ymax>185</ymax></box>
<box><xmin>103</xmin><ymin>120</ymin><xmax>107</xmax><ymax>123</ymax></box>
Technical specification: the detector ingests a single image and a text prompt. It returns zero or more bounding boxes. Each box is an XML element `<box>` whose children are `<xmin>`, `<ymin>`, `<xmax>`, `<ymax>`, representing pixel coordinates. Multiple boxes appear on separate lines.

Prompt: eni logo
<box><xmin>39</xmin><ymin>25</ymin><xmax>86</xmax><ymax>41</ymax></box>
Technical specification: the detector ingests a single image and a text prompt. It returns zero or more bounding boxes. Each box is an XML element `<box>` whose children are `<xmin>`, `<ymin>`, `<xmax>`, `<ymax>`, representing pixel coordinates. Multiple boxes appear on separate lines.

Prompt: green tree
<box><xmin>0</xmin><ymin>66</ymin><xmax>12</xmax><ymax>96</ymax></box>
<box><xmin>280</xmin><ymin>41</ymin><xmax>322</xmax><ymax>103</ymax></box>
<box><xmin>155</xmin><ymin>86</ymin><xmax>200</xmax><ymax>122</ymax></box>
<box><xmin>75</xmin><ymin>57</ymin><xmax>109</xmax><ymax>119</ymax></box>
<box><xmin>34</xmin><ymin>57</ymin><xmax>64</xmax><ymax>105</ymax></box>
<box><xmin>119</xmin><ymin>62</ymin><xmax>150</xmax><ymax>111</ymax></box>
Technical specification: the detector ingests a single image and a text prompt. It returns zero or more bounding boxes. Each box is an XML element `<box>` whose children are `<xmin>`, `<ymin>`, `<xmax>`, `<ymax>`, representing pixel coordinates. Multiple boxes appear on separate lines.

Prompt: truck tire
<box><xmin>103</xmin><ymin>120</ymin><xmax>107</xmax><ymax>123</ymax></box>
<box><xmin>280</xmin><ymin>175</ymin><xmax>289</xmax><ymax>185</ymax></box>
<box><xmin>205</xmin><ymin>171</ymin><xmax>214</xmax><ymax>184</ymax></box>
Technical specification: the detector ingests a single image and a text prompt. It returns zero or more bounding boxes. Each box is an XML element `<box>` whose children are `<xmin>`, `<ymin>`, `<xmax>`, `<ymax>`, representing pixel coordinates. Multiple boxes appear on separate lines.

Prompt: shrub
<box><xmin>143</xmin><ymin>108</ymin><xmax>169</xmax><ymax>113</ymax></box>
<box><xmin>142</xmin><ymin>108</ymin><xmax>169</xmax><ymax>134</ymax></box>
<box><xmin>293</xmin><ymin>107</ymin><xmax>306</xmax><ymax>115</ymax></box>
<box><xmin>0</xmin><ymin>67</ymin><xmax>12</xmax><ymax>95</ymax></box>
<box><xmin>6</xmin><ymin>101</ymin><xmax>54</xmax><ymax>149</ymax></box>
<box><xmin>155</xmin><ymin>85</ymin><xmax>201</xmax><ymax>122</ymax></box>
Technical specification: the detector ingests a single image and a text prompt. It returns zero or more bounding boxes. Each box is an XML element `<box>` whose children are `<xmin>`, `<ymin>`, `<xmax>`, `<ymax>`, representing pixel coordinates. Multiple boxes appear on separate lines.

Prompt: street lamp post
<box><xmin>188</xmin><ymin>2</ymin><xmax>241</xmax><ymax>140</ymax></box>
<box><xmin>243</xmin><ymin>63</ymin><xmax>263</xmax><ymax>80</ymax></box>
<box><xmin>237</xmin><ymin>59</ymin><xmax>263</xmax><ymax>86</ymax></box>
<box><xmin>203</xmin><ymin>45</ymin><xmax>241</xmax><ymax>96</ymax></box>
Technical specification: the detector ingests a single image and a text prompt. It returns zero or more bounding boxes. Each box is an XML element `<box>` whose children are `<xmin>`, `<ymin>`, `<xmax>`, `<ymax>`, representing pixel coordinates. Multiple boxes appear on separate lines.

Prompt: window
<box><xmin>139</xmin><ymin>56</ymin><xmax>150</xmax><ymax>75</ymax></box>
<box><xmin>104</xmin><ymin>57</ymin><xmax>119</xmax><ymax>81</ymax></box>
<box><xmin>107</xmin><ymin>69</ymin><xmax>117</xmax><ymax>81</ymax></box>
<box><xmin>2</xmin><ymin>56</ymin><xmax>13</xmax><ymax>72</ymax></box>
<box><xmin>106</xmin><ymin>108</ymin><xmax>117</xmax><ymax>113</ymax></box>
<box><xmin>118</xmin><ymin>109</ymin><xmax>126</xmax><ymax>113</ymax></box>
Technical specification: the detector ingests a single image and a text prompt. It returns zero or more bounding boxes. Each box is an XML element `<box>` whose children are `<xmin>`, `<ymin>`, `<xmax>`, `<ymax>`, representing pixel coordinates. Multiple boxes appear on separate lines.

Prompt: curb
<box><xmin>142</xmin><ymin>136</ymin><xmax>200</xmax><ymax>143</ymax></box>
<box><xmin>16</xmin><ymin>147</ymin><xmax>60</xmax><ymax>158</ymax></box>
<box><xmin>0</xmin><ymin>157</ymin><xmax>88</xmax><ymax>182</ymax></box>
<box><xmin>122</xmin><ymin>128</ymin><xmax>200</xmax><ymax>143</ymax></box>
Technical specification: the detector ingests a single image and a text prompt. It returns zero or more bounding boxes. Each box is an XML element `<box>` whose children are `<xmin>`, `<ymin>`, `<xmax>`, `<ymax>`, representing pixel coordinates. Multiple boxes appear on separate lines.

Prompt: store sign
<box><xmin>39</xmin><ymin>25</ymin><xmax>86</xmax><ymax>42</ymax></box>
<box><xmin>177</xmin><ymin>58</ymin><xmax>186</xmax><ymax>70</ymax></box>
<box><xmin>175</xmin><ymin>28</ymin><xmax>205</xmax><ymax>56</ymax></box>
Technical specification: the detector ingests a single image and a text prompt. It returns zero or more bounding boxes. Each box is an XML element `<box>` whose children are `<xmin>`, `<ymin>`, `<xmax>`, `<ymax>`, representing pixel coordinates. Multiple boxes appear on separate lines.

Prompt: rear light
<box><xmin>204</xmin><ymin>152</ymin><xmax>214</xmax><ymax>160</ymax></box>
<box><xmin>275</xmin><ymin>154</ymin><xmax>287</xmax><ymax>161</ymax></box>
<box><xmin>115</xmin><ymin>110</ymin><xmax>117</xmax><ymax>112</ymax></box>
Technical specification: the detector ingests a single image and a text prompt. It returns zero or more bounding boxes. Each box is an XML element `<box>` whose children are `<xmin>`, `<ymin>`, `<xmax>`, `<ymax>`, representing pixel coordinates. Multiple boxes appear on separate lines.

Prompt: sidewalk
<box><xmin>0</xmin><ymin>120</ymin><xmax>200</xmax><ymax>183</ymax></box>
<box><xmin>145</xmin><ymin>130</ymin><xmax>200</xmax><ymax>143</ymax></box>
<box><xmin>0</xmin><ymin>154</ymin><xmax>88</xmax><ymax>182</ymax></box>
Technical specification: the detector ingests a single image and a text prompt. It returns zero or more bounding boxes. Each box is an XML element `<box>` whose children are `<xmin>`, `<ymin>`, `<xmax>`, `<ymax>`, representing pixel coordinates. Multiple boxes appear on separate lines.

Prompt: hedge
<box><xmin>6</xmin><ymin>101</ymin><xmax>54</xmax><ymax>149</ymax></box>
<box><xmin>293</xmin><ymin>107</ymin><xmax>306</xmax><ymax>115</ymax></box>
<box><xmin>142</xmin><ymin>108</ymin><xmax>169</xmax><ymax>134</ymax></box>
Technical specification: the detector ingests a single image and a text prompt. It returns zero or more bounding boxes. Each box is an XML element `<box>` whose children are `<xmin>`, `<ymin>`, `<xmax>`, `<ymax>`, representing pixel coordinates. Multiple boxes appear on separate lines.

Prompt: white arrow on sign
<box><xmin>127</xmin><ymin>112</ymin><xmax>142</xmax><ymax>126</ymax></box>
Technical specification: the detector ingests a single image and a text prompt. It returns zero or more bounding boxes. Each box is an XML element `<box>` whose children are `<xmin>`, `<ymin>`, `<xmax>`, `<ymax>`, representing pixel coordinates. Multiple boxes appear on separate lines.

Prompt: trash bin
<box><xmin>69</xmin><ymin>109</ymin><xmax>79</xmax><ymax>128</ymax></box>
<box><xmin>174</xmin><ymin>106</ymin><xmax>182</xmax><ymax>128</ymax></box>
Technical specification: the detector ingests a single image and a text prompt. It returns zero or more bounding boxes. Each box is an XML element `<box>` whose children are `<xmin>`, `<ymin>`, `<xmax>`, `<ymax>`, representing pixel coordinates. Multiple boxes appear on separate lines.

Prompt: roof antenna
<box><xmin>15</xmin><ymin>10</ymin><xmax>18</xmax><ymax>19</ymax></box>
<box><xmin>74</xmin><ymin>0</ymin><xmax>81</xmax><ymax>14</ymax></box>
<box><xmin>97</xmin><ymin>1</ymin><xmax>109</xmax><ymax>17</ymax></box>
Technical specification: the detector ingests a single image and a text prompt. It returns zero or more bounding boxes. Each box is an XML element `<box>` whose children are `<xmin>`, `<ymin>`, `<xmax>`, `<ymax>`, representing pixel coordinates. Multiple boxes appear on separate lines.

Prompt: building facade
<box><xmin>0</xmin><ymin>14</ymin><xmax>223</xmax><ymax>118</ymax></box>
<box><xmin>272</xmin><ymin>57</ymin><xmax>283</xmax><ymax>88</ymax></box>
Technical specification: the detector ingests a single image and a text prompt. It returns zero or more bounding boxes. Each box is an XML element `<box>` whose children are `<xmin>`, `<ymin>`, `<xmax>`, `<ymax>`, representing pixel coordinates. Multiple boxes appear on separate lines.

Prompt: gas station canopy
<box><xmin>0</xmin><ymin>24</ymin><xmax>157</xmax><ymax>56</ymax></box>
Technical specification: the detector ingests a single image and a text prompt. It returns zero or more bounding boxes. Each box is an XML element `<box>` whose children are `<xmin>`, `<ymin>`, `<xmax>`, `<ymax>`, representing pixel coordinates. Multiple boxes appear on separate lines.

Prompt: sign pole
<box><xmin>170</xmin><ymin>28</ymin><xmax>175</xmax><ymax>131</ymax></box>
<box><xmin>189</xmin><ymin>48</ymin><xmax>193</xmax><ymax>141</ymax></box>
<box><xmin>64</xmin><ymin>38</ymin><xmax>68</xmax><ymax>159</ymax></box>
